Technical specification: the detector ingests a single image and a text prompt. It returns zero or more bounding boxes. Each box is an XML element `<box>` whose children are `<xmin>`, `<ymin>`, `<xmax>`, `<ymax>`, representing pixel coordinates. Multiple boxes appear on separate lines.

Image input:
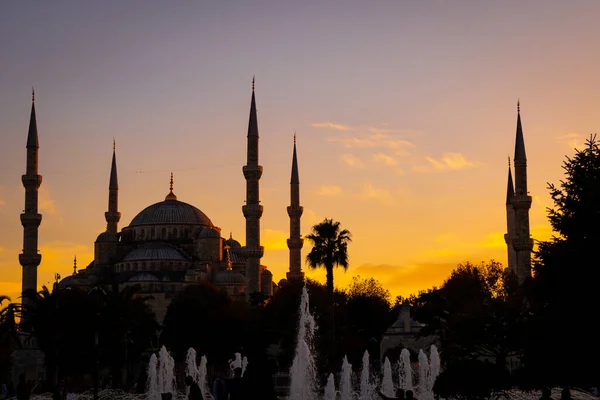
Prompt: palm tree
<box><xmin>1</xmin><ymin>295</ymin><xmax>20</xmax><ymax>383</ymax></box>
<box><xmin>305</xmin><ymin>218</ymin><xmax>351</xmax><ymax>368</ymax></box>
<box><xmin>305</xmin><ymin>218</ymin><xmax>352</xmax><ymax>300</ymax></box>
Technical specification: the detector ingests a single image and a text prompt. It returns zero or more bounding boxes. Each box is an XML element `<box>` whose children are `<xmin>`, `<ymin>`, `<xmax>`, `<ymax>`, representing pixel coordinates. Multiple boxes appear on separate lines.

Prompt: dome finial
<box><xmin>73</xmin><ymin>255</ymin><xmax>77</xmax><ymax>275</ymax></box>
<box><xmin>252</xmin><ymin>75</ymin><xmax>255</xmax><ymax>92</ymax></box>
<box><xmin>165</xmin><ymin>172</ymin><xmax>177</xmax><ymax>201</ymax></box>
<box><xmin>113</xmin><ymin>138</ymin><xmax>116</xmax><ymax>152</ymax></box>
<box><xmin>517</xmin><ymin>99</ymin><xmax>520</xmax><ymax>114</ymax></box>
<box><xmin>224</xmin><ymin>244</ymin><xmax>232</xmax><ymax>270</ymax></box>
<box><xmin>294</xmin><ymin>131</ymin><xmax>296</xmax><ymax>144</ymax></box>
<box><xmin>508</xmin><ymin>156</ymin><xmax>511</xmax><ymax>168</ymax></box>
<box><xmin>32</xmin><ymin>87</ymin><xmax>35</xmax><ymax>103</ymax></box>
<box><xmin>229</xmin><ymin>231</ymin><xmax>233</xmax><ymax>239</ymax></box>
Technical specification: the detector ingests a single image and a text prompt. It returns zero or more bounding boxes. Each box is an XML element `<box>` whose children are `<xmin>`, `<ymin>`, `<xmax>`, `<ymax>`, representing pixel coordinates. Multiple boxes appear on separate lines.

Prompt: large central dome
<box><xmin>129</xmin><ymin>199</ymin><xmax>213</xmax><ymax>227</ymax></box>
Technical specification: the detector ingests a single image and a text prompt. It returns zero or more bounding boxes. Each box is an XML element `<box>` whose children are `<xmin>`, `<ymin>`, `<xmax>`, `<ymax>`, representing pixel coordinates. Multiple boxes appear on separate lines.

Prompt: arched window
<box><xmin>184</xmin><ymin>228</ymin><xmax>189</xmax><ymax>238</ymax></box>
<box><xmin>151</xmin><ymin>228</ymin><xmax>155</xmax><ymax>238</ymax></box>
<box><xmin>141</xmin><ymin>229</ymin><xmax>145</xmax><ymax>239</ymax></box>
<box><xmin>173</xmin><ymin>228</ymin><xmax>178</xmax><ymax>238</ymax></box>
<box><xmin>162</xmin><ymin>228</ymin><xmax>166</xmax><ymax>238</ymax></box>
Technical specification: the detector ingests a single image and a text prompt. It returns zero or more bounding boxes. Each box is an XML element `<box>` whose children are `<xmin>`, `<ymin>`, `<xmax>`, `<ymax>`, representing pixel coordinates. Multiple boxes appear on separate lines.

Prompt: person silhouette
<box><xmin>185</xmin><ymin>376</ymin><xmax>203</xmax><ymax>400</ymax></box>
<box><xmin>379</xmin><ymin>388</ymin><xmax>405</xmax><ymax>400</ymax></box>
<box><xmin>539</xmin><ymin>387</ymin><xmax>553</xmax><ymax>400</ymax></box>
<box><xmin>406</xmin><ymin>390</ymin><xmax>417</xmax><ymax>400</ymax></box>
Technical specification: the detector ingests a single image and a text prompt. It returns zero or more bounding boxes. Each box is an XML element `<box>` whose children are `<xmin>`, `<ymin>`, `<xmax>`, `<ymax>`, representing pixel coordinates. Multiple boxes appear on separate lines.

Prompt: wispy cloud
<box><xmin>340</xmin><ymin>153</ymin><xmax>364</xmax><ymax>168</ymax></box>
<box><xmin>556</xmin><ymin>132</ymin><xmax>586</xmax><ymax>150</ymax></box>
<box><xmin>358</xmin><ymin>183</ymin><xmax>394</xmax><ymax>206</ymax></box>
<box><xmin>329</xmin><ymin>134</ymin><xmax>415</xmax><ymax>155</ymax></box>
<box><xmin>311</xmin><ymin>122</ymin><xmax>354</xmax><ymax>131</ymax></box>
<box><xmin>39</xmin><ymin>186</ymin><xmax>57</xmax><ymax>215</ymax></box>
<box><xmin>317</xmin><ymin>185</ymin><xmax>343</xmax><ymax>196</ymax></box>
<box><xmin>415</xmin><ymin>152</ymin><xmax>482</xmax><ymax>172</ymax></box>
<box><xmin>315</xmin><ymin>120</ymin><xmax>417</xmax><ymax>156</ymax></box>
<box><xmin>372</xmin><ymin>153</ymin><xmax>398</xmax><ymax>166</ymax></box>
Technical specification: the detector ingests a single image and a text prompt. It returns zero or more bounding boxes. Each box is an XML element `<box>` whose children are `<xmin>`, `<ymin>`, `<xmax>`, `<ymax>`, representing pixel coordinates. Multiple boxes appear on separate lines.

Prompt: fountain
<box><xmin>381</xmin><ymin>357</ymin><xmax>394</xmax><ymax>398</ymax></box>
<box><xmin>324</xmin><ymin>373</ymin><xmax>336</xmax><ymax>400</ymax></box>
<box><xmin>339</xmin><ymin>355</ymin><xmax>353</xmax><ymax>400</ymax></box>
<box><xmin>146</xmin><ymin>346</ymin><xmax>177</xmax><ymax>400</ymax></box>
<box><xmin>288</xmin><ymin>286</ymin><xmax>318</xmax><ymax>400</ymax></box>
<box><xmin>359</xmin><ymin>350</ymin><xmax>374</xmax><ymax>400</ymax></box>
<box><xmin>398</xmin><ymin>348</ymin><xmax>413</xmax><ymax>392</ymax></box>
<box><xmin>229</xmin><ymin>352</ymin><xmax>248</xmax><ymax>377</ymax></box>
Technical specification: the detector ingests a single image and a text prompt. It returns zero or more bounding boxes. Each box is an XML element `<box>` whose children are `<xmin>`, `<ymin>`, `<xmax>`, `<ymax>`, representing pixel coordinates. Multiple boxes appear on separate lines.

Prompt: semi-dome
<box><xmin>96</xmin><ymin>231</ymin><xmax>118</xmax><ymax>242</ymax></box>
<box><xmin>123</xmin><ymin>243</ymin><xmax>187</xmax><ymax>262</ymax></box>
<box><xmin>214</xmin><ymin>270</ymin><xmax>246</xmax><ymax>286</ymax></box>
<box><xmin>128</xmin><ymin>199</ymin><xmax>213</xmax><ymax>227</ymax></box>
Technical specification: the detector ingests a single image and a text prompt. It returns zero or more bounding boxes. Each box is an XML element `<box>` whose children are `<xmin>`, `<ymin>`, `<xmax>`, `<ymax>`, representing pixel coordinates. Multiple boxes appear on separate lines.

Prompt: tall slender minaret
<box><xmin>504</xmin><ymin>157</ymin><xmax>517</xmax><ymax>273</ymax></box>
<box><xmin>19</xmin><ymin>89</ymin><xmax>43</xmax><ymax>303</ymax></box>
<box><xmin>242</xmin><ymin>77</ymin><xmax>264</xmax><ymax>296</ymax></box>
<box><xmin>287</xmin><ymin>133</ymin><xmax>304</xmax><ymax>281</ymax></box>
<box><xmin>510</xmin><ymin>101</ymin><xmax>533</xmax><ymax>282</ymax></box>
<box><xmin>104</xmin><ymin>139</ymin><xmax>121</xmax><ymax>234</ymax></box>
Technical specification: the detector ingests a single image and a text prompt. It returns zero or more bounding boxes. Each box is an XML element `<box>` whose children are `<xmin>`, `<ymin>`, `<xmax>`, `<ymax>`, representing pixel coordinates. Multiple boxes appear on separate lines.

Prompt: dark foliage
<box><xmin>434</xmin><ymin>358</ymin><xmax>510</xmax><ymax>400</ymax></box>
<box><xmin>527</xmin><ymin>134</ymin><xmax>600</xmax><ymax>387</ymax></box>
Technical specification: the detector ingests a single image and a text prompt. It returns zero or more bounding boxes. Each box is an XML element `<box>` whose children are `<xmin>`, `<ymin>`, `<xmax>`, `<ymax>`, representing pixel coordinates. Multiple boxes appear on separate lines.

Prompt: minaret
<box><xmin>242</xmin><ymin>77</ymin><xmax>264</xmax><ymax>296</ymax></box>
<box><xmin>19</xmin><ymin>89</ymin><xmax>43</xmax><ymax>303</ymax></box>
<box><xmin>504</xmin><ymin>157</ymin><xmax>517</xmax><ymax>274</ymax></box>
<box><xmin>105</xmin><ymin>139</ymin><xmax>121</xmax><ymax>234</ymax></box>
<box><xmin>287</xmin><ymin>133</ymin><xmax>304</xmax><ymax>281</ymax></box>
<box><xmin>511</xmin><ymin>101</ymin><xmax>533</xmax><ymax>282</ymax></box>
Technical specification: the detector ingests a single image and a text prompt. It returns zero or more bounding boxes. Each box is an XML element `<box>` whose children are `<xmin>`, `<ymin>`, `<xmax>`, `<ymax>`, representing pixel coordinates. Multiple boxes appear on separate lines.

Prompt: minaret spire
<box><xmin>504</xmin><ymin>156</ymin><xmax>517</xmax><ymax>273</ymax></box>
<box><xmin>506</xmin><ymin>157</ymin><xmax>514</xmax><ymax>205</ymax></box>
<box><xmin>105</xmin><ymin>141</ymin><xmax>121</xmax><ymax>234</ymax></box>
<box><xmin>508</xmin><ymin>101</ymin><xmax>533</xmax><ymax>282</ymax></box>
<box><xmin>20</xmin><ymin>91</ymin><xmax>43</xmax><ymax>306</ymax></box>
<box><xmin>287</xmin><ymin>132</ymin><xmax>304</xmax><ymax>281</ymax></box>
<box><xmin>242</xmin><ymin>77</ymin><xmax>264</xmax><ymax>298</ymax></box>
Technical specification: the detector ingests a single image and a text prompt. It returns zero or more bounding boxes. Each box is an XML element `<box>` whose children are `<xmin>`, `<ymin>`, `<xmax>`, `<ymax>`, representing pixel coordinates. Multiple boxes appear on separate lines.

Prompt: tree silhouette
<box><xmin>0</xmin><ymin>295</ymin><xmax>20</xmax><ymax>384</ymax></box>
<box><xmin>305</xmin><ymin>218</ymin><xmax>351</xmax><ymax>370</ymax></box>
<box><xmin>529</xmin><ymin>134</ymin><xmax>600</xmax><ymax>387</ymax></box>
<box><xmin>413</xmin><ymin>261</ymin><xmax>523</xmax><ymax>393</ymax></box>
<box><xmin>305</xmin><ymin>218</ymin><xmax>352</xmax><ymax>300</ymax></box>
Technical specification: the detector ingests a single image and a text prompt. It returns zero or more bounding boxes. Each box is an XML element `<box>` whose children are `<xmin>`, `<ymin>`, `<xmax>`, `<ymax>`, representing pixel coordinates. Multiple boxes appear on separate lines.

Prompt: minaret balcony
<box><xmin>105</xmin><ymin>211</ymin><xmax>122</xmax><ymax>221</ymax></box>
<box><xmin>20</xmin><ymin>213</ymin><xmax>42</xmax><ymax>226</ymax></box>
<box><xmin>287</xmin><ymin>237</ymin><xmax>304</xmax><ymax>249</ymax></box>
<box><xmin>242</xmin><ymin>246</ymin><xmax>264</xmax><ymax>259</ymax></box>
<box><xmin>19</xmin><ymin>253</ymin><xmax>42</xmax><ymax>267</ymax></box>
<box><xmin>511</xmin><ymin>195</ymin><xmax>532</xmax><ymax>207</ymax></box>
<box><xmin>243</xmin><ymin>165</ymin><xmax>263</xmax><ymax>180</ymax></box>
<box><xmin>513</xmin><ymin>238</ymin><xmax>534</xmax><ymax>251</ymax></box>
<box><xmin>287</xmin><ymin>205</ymin><xmax>304</xmax><ymax>217</ymax></box>
<box><xmin>242</xmin><ymin>204</ymin><xmax>264</xmax><ymax>218</ymax></box>
<box><xmin>21</xmin><ymin>174</ymin><xmax>42</xmax><ymax>188</ymax></box>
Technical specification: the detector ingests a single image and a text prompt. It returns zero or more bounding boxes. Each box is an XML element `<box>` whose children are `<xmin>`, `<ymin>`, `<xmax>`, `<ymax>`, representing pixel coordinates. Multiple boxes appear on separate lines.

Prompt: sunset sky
<box><xmin>1</xmin><ymin>1</ymin><xmax>599</xmax><ymax>303</ymax></box>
